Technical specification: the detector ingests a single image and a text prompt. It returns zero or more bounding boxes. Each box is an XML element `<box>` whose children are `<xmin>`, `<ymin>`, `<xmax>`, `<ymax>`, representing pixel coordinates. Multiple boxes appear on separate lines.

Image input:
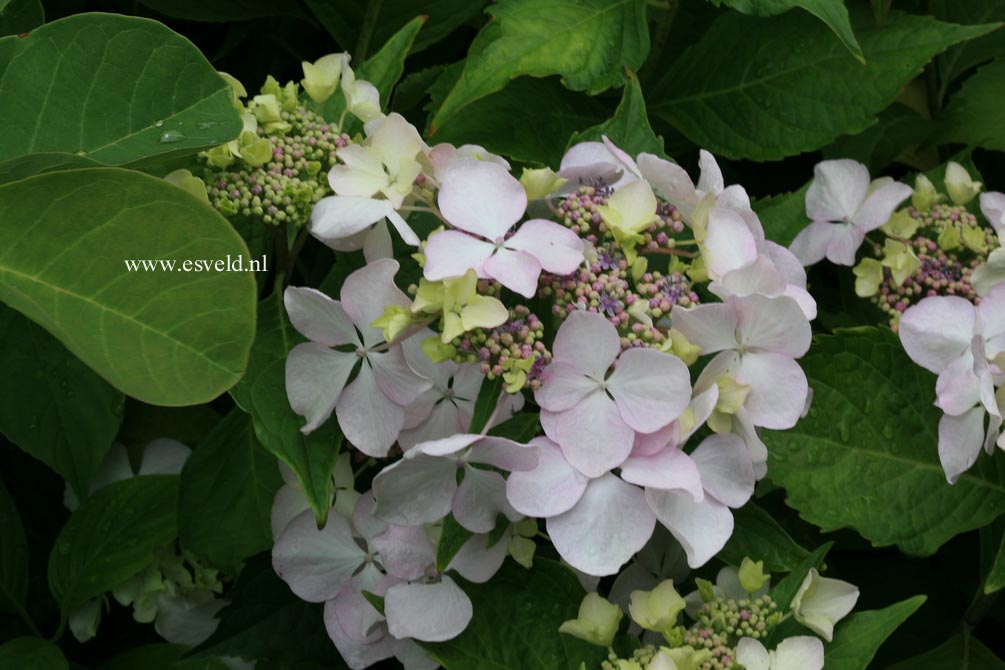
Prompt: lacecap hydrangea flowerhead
<box><xmin>790</xmin><ymin>158</ymin><xmax>1005</xmax><ymax>484</ymax></box>
<box><xmin>197</xmin><ymin>51</ymin><xmax>814</xmax><ymax>662</ymax></box>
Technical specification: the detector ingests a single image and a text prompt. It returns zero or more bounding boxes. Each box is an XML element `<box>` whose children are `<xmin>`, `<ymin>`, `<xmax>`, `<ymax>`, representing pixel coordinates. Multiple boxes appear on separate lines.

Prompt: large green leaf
<box><xmin>719</xmin><ymin>503</ymin><xmax>810</xmax><ymax>572</ymax></box>
<box><xmin>0</xmin><ymin>12</ymin><xmax>241</xmax><ymax>166</ymax></box>
<box><xmin>825</xmin><ymin>596</ymin><xmax>926</xmax><ymax>670</ymax></box>
<box><xmin>0</xmin><ymin>638</ymin><xmax>67</xmax><ymax>670</ymax></box>
<box><xmin>884</xmin><ymin>631</ymin><xmax>1004</xmax><ymax>670</ymax></box>
<box><xmin>48</xmin><ymin>475</ymin><xmax>179</xmax><ymax>610</ymax></box>
<box><xmin>0</xmin><ymin>168</ymin><xmax>257</xmax><ymax>406</ymax></box>
<box><xmin>134</xmin><ymin>0</ymin><xmax>306</xmax><ymax>22</ymax></box>
<box><xmin>985</xmin><ymin>529</ymin><xmax>1005</xmax><ymax>593</ymax></box>
<box><xmin>179</xmin><ymin>410</ymin><xmax>283</xmax><ymax>574</ymax></box>
<box><xmin>567</xmin><ymin>71</ymin><xmax>665</xmax><ymax>159</ymax></box>
<box><xmin>304</xmin><ymin>0</ymin><xmax>486</xmax><ymax>56</ymax></box>
<box><xmin>764</xmin><ymin>328</ymin><xmax>1005</xmax><ymax>555</ymax></box>
<box><xmin>230</xmin><ymin>294</ymin><xmax>341</xmax><ymax>526</ymax></box>
<box><xmin>421</xmin><ymin>559</ymin><xmax>606</xmax><ymax>670</ymax></box>
<box><xmin>0</xmin><ymin>153</ymin><xmax>102</xmax><ymax>186</ymax></box>
<box><xmin>428</xmin><ymin>75</ymin><xmax>606</xmax><ymax>166</ymax></box>
<box><xmin>936</xmin><ymin>59</ymin><xmax>1005</xmax><ymax>152</ymax></box>
<box><xmin>822</xmin><ymin>105</ymin><xmax>933</xmax><ymax>173</ymax></box>
<box><xmin>99</xmin><ymin>644</ymin><xmax>229</xmax><ymax>670</ymax></box>
<box><xmin>935</xmin><ymin>0</ymin><xmax>1005</xmax><ymax>88</ymax></box>
<box><xmin>0</xmin><ymin>306</ymin><xmax>123</xmax><ymax>498</ymax></box>
<box><xmin>0</xmin><ymin>0</ymin><xmax>42</xmax><ymax>36</ymax></box>
<box><xmin>708</xmin><ymin>0</ymin><xmax>863</xmax><ymax>62</ymax></box>
<box><xmin>430</xmin><ymin>0</ymin><xmax>649</xmax><ymax>133</ymax></box>
<box><xmin>187</xmin><ymin>553</ymin><xmax>343</xmax><ymax>668</ymax></box>
<box><xmin>0</xmin><ymin>481</ymin><xmax>27</xmax><ymax>615</ymax></box>
<box><xmin>650</xmin><ymin>11</ymin><xmax>996</xmax><ymax>160</ymax></box>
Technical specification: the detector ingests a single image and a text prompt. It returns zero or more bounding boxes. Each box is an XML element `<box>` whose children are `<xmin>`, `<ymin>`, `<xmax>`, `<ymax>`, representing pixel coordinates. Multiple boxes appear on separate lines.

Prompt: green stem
<box><xmin>354</xmin><ymin>0</ymin><xmax>384</xmax><ymax>61</ymax></box>
<box><xmin>11</xmin><ymin>600</ymin><xmax>41</xmax><ymax>638</ymax></box>
<box><xmin>274</xmin><ymin>222</ymin><xmax>292</xmax><ymax>290</ymax></box>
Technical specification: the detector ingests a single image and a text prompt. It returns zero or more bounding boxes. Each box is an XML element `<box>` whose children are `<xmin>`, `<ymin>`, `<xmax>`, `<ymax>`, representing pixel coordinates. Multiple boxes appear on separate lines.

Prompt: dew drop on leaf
<box><xmin>158</xmin><ymin>131</ymin><xmax>185</xmax><ymax>144</ymax></box>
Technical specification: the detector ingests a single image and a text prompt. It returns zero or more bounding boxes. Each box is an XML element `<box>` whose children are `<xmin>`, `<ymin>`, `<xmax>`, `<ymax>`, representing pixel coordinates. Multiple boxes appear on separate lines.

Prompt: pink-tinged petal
<box><xmin>686</xmin><ymin>386</ymin><xmax>721</xmax><ymax>442</ymax></box>
<box><xmin>789</xmin><ymin>221</ymin><xmax>837</xmax><ymax>266</ymax></box>
<box><xmin>535</xmin><ymin>361</ymin><xmax>598</xmax><ymax>412</ymax></box>
<box><xmin>632</xmin><ymin>423</ymin><xmax>678</xmax><ymax>456</ymax></box>
<box><xmin>806</xmin><ymin>159</ymin><xmax>870</xmax><ymax>222</ymax></box>
<box><xmin>705</xmin><ymin>208</ymin><xmax>758</xmax><ymax>277</ymax></box>
<box><xmin>447</xmin><ymin>532</ymin><xmax>508</xmax><ymax>583</ymax></box>
<box><xmin>697</xmin><ymin>149</ymin><xmax>725</xmax><ymax>194</ymax></box>
<box><xmin>783</xmin><ymin>285</ymin><xmax>818</xmax><ymax>321</ymax></box>
<box><xmin>454</xmin><ymin>467</ymin><xmax>519</xmax><ymax>533</ymax></box>
<box><xmin>372</xmin><ymin>525</ymin><xmax>436</xmax><ymax>581</ymax></box>
<box><xmin>337</xmin><ymin>367</ymin><xmax>405</xmax><ymax>457</ymax></box>
<box><xmin>285</xmin><ymin>286</ymin><xmax>356</xmax><ymax>347</ymax></box>
<box><xmin>899</xmin><ymin>297</ymin><xmax>976</xmax><ymax>373</ymax></box>
<box><xmin>939</xmin><ymin>407</ymin><xmax>986</xmax><ymax>484</ymax></box>
<box><xmin>423</xmin><ymin>230</ymin><xmax>495</xmax><ymax>281</ymax></box>
<box><xmin>551</xmin><ymin>310</ymin><xmax>621</xmax><ymax>375</ymax></box>
<box><xmin>370</xmin><ymin>347</ymin><xmax>431</xmax><ymax>406</ymax></box>
<box><xmin>286</xmin><ymin>343</ymin><xmax>357</xmax><ymax>433</ymax></box>
<box><xmin>400</xmin><ymin>401</ymin><xmax>464</xmax><ymax>449</ymax></box>
<box><xmin>549</xmin><ymin>474</ymin><xmax>656</xmax><ymax>576</ymax></box>
<box><xmin>733</xmin><ymin>293</ymin><xmax>812</xmax><ymax>357</ymax></box>
<box><xmin>363</xmin><ymin>219</ymin><xmax>395</xmax><ymax>262</ymax></box>
<box><xmin>824</xmin><ymin>223</ymin><xmax>865</xmax><ymax>266</ymax></box>
<box><xmin>411</xmin><ymin>433</ymin><xmax>482</xmax><ymax>458</ymax></box>
<box><xmin>853</xmin><ymin>181</ymin><xmax>912</xmax><ymax>231</ymax></box>
<box><xmin>137</xmin><ymin>438</ymin><xmax>190</xmax><ymax>475</ymax></box>
<box><xmin>690</xmin><ymin>434</ymin><xmax>755</xmax><ymax>508</ymax></box>
<box><xmin>341</xmin><ymin>259</ymin><xmax>411</xmax><ymax>347</ymax></box>
<box><xmin>719</xmin><ymin>186</ymin><xmax>754</xmax><ymax>216</ymax></box>
<box><xmin>438</xmin><ymin>159</ymin><xmax>526</xmax><ymax>240</ymax></box>
<box><xmin>980</xmin><ymin>191</ymin><xmax>1005</xmax><ymax>231</ymax></box>
<box><xmin>372</xmin><ymin>456</ymin><xmax>457</xmax><ymax>526</ymax></box>
<box><xmin>540</xmin><ymin>408</ymin><xmax>560</xmax><ymax>442</ymax></box>
<box><xmin>608</xmin><ymin>347</ymin><xmax>692</xmax><ymax>433</ymax></box>
<box><xmin>763</xmin><ymin>241</ymin><xmax>808</xmax><ymax>287</ymax></box>
<box><xmin>506</xmin><ymin>438</ymin><xmax>588</xmax><ymax>517</ymax></box>
<box><xmin>272</xmin><ymin>510</ymin><xmax>366</xmax><ymax>602</ymax></box>
<box><xmin>469</xmin><ymin>437</ymin><xmax>539</xmax><ymax>471</ymax></box>
<box><xmin>385</xmin><ymin>577</ymin><xmax>473</xmax><ymax>642</ymax></box>
<box><xmin>332</xmin><ymin>565</ymin><xmax>386</xmax><ymax>644</ymax></box>
<box><xmin>483</xmin><ymin>247</ymin><xmax>542</xmax><ymax>298</ymax></box>
<box><xmin>391</xmin><ymin>638</ymin><xmax>439</xmax><ymax>670</ymax></box>
<box><xmin>978</xmin><ymin>284</ymin><xmax>1005</xmax><ymax>345</ymax></box>
<box><xmin>504</xmin><ymin>219</ymin><xmax>584</xmax><ymax>275</ymax></box>
<box><xmin>775</xmin><ymin>637</ymin><xmax>825</xmax><ymax>670</ymax></box>
<box><xmin>734</xmin><ymin>352</ymin><xmax>809</xmax><ymax>430</ymax></box>
<box><xmin>712</xmin><ymin>256</ymin><xmax>786</xmax><ymax>299</ymax></box>
<box><xmin>646</xmin><ymin>490</ymin><xmax>733</xmax><ymax>568</ymax></box>
<box><xmin>935</xmin><ymin>354</ymin><xmax>981</xmax><ymax>416</ymax></box>
<box><xmin>554</xmin><ymin>392</ymin><xmax>634</xmax><ymax>478</ymax></box>
<box><xmin>602</xmin><ymin>136</ymin><xmax>642</xmax><ymax>178</ymax></box>
<box><xmin>271</xmin><ymin>484</ymin><xmax>310</xmax><ymax>539</ymax></box>
<box><xmin>352</xmin><ymin>492</ymin><xmax>388</xmax><ymax>544</ymax></box>
<box><xmin>324</xmin><ymin>596</ymin><xmax>394</xmax><ymax>670</ymax></box>
<box><xmin>620</xmin><ymin>447</ymin><xmax>703</xmax><ymax>502</ymax></box>
<box><xmin>559</xmin><ymin>141</ymin><xmax>626</xmax><ymax>187</ymax></box>
<box><xmin>637</xmin><ymin>153</ymin><xmax>698</xmax><ymax>217</ymax></box>
<box><xmin>310</xmin><ymin>196</ymin><xmax>405</xmax><ymax>248</ymax></box>
<box><xmin>669</xmin><ymin>303</ymin><xmax>739</xmax><ymax>354</ymax></box>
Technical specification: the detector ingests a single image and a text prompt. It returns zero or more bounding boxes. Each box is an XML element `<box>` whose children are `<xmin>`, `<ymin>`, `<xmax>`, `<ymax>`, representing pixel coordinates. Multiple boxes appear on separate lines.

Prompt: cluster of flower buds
<box><xmin>562</xmin><ymin>558</ymin><xmax>858</xmax><ymax>670</ymax></box>
<box><xmin>791</xmin><ymin>159</ymin><xmax>1005</xmax><ymax>484</ymax></box>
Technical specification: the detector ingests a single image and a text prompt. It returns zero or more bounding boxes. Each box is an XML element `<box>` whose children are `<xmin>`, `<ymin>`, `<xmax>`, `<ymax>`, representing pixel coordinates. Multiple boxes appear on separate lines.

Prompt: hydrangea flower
<box><xmin>423</xmin><ymin>158</ymin><xmax>585</xmax><ymax>297</ymax></box>
<box><xmin>736</xmin><ymin>637</ymin><xmax>824</xmax><ymax>670</ymax></box>
<box><xmin>790</xmin><ymin>159</ymin><xmax>912</xmax><ymax>266</ymax></box>
<box><xmin>790</xmin><ymin>568</ymin><xmax>859</xmax><ymax>641</ymax></box>
<box><xmin>284</xmin><ymin>259</ymin><xmax>431</xmax><ymax>455</ymax></box>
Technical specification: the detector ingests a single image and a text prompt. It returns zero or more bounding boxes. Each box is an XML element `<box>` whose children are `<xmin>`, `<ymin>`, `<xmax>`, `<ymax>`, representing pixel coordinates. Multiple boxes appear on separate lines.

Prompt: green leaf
<box><xmin>429</xmin><ymin>75</ymin><xmax>607</xmax><ymax>166</ymax></box>
<box><xmin>179</xmin><ymin>410</ymin><xmax>283</xmax><ymax>574</ymax></box>
<box><xmin>48</xmin><ymin>475</ymin><xmax>179</xmax><ymax>611</ymax></box>
<box><xmin>230</xmin><ymin>294</ymin><xmax>341</xmax><ymax>526</ymax></box>
<box><xmin>0</xmin><ymin>638</ymin><xmax>67</xmax><ymax>670</ymax></box>
<box><xmin>359</xmin><ymin>15</ymin><xmax>427</xmax><ymax>106</ymax></box>
<box><xmin>134</xmin><ymin>0</ymin><xmax>306</xmax><ymax>22</ymax></box>
<box><xmin>0</xmin><ymin>153</ymin><xmax>102</xmax><ymax>186</ymax></box>
<box><xmin>118</xmin><ymin>399</ymin><xmax>221</xmax><ymax>449</ymax></box>
<box><xmin>719</xmin><ymin>503</ymin><xmax>810</xmax><ymax>572</ymax></box>
<box><xmin>985</xmin><ymin>530</ymin><xmax>1005</xmax><ymax>593</ymax></box>
<box><xmin>436</xmin><ymin>514</ymin><xmax>475</xmax><ymax>572</ymax></box>
<box><xmin>567</xmin><ymin>71</ymin><xmax>665</xmax><ymax>159</ymax></box>
<box><xmin>708</xmin><ymin>0</ymin><xmax>864</xmax><ymax>62</ymax></box>
<box><xmin>936</xmin><ymin>59</ymin><xmax>1005</xmax><ymax>152</ymax></box>
<box><xmin>430</xmin><ymin>0</ymin><xmax>649</xmax><ymax>133</ymax></box>
<box><xmin>769</xmin><ymin>542</ymin><xmax>831</xmax><ymax>611</ymax></box>
<box><xmin>0</xmin><ymin>306</ymin><xmax>123</xmax><ymax>499</ymax></box>
<box><xmin>187</xmin><ymin>553</ymin><xmax>343</xmax><ymax>668</ymax></box>
<box><xmin>0</xmin><ymin>13</ymin><xmax>242</xmax><ymax>166</ymax></box>
<box><xmin>421</xmin><ymin>558</ymin><xmax>606</xmax><ymax>670</ymax></box>
<box><xmin>883</xmin><ymin>631</ymin><xmax>1004</xmax><ymax>670</ymax></box>
<box><xmin>99</xmin><ymin>644</ymin><xmax>229</xmax><ymax>670</ymax></box>
<box><xmin>0</xmin><ymin>0</ymin><xmax>42</xmax><ymax>37</ymax></box>
<box><xmin>753</xmin><ymin>183</ymin><xmax>809</xmax><ymax>247</ymax></box>
<box><xmin>825</xmin><ymin>595</ymin><xmax>926</xmax><ymax>670</ymax></box>
<box><xmin>935</xmin><ymin>0</ymin><xmax>1005</xmax><ymax>87</ymax></box>
<box><xmin>0</xmin><ymin>168</ymin><xmax>257</xmax><ymax>406</ymax></box>
<box><xmin>823</xmin><ymin>104</ymin><xmax>933</xmax><ymax>173</ymax></box>
<box><xmin>764</xmin><ymin>328</ymin><xmax>1005</xmax><ymax>555</ymax></box>
<box><xmin>469</xmin><ymin>375</ymin><xmax>504</xmax><ymax>434</ymax></box>
<box><xmin>487</xmin><ymin>412</ymin><xmax>541</xmax><ymax>442</ymax></box>
<box><xmin>650</xmin><ymin>11</ymin><xmax>997</xmax><ymax>160</ymax></box>
<box><xmin>0</xmin><ymin>481</ymin><xmax>28</xmax><ymax>615</ymax></box>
